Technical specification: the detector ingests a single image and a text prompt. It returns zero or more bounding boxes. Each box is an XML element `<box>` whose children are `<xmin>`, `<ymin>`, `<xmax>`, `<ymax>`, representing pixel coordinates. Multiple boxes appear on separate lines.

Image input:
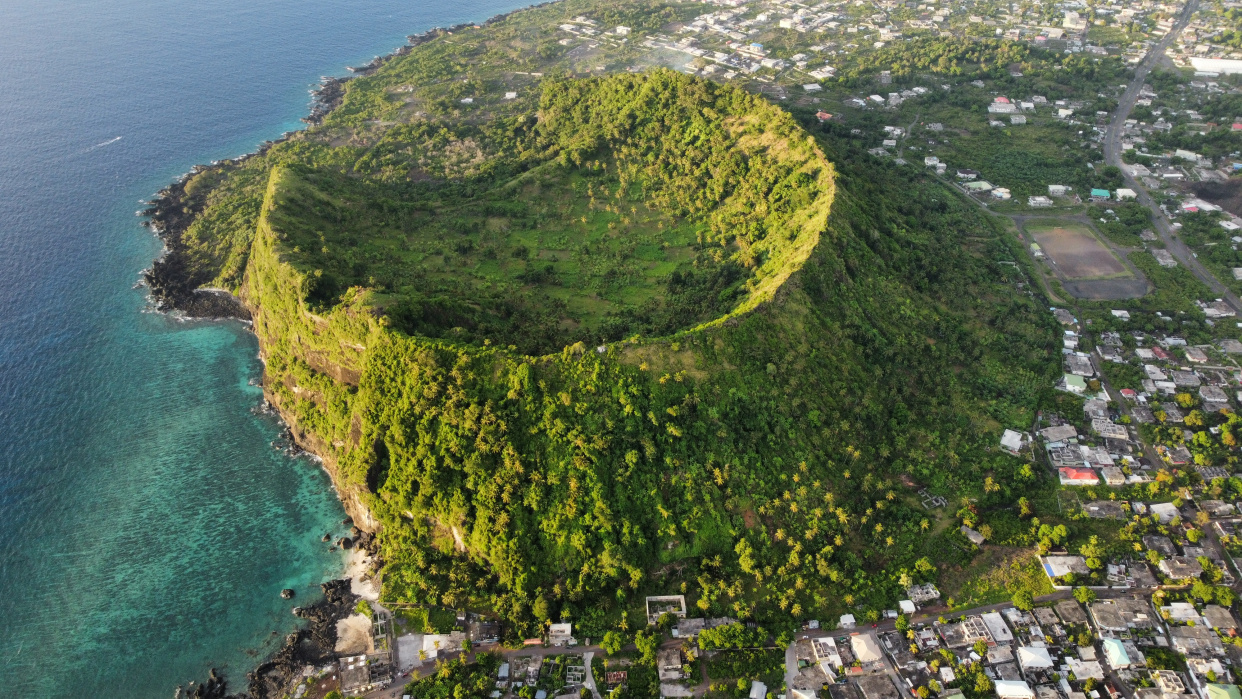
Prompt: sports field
<box><xmin>1027</xmin><ymin>221</ymin><xmax>1129</xmax><ymax>279</ymax></box>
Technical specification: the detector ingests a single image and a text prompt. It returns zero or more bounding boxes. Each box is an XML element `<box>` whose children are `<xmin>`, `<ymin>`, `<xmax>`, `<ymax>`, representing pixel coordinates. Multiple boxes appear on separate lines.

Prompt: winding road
<box><xmin>1100</xmin><ymin>0</ymin><xmax>1240</xmax><ymax>310</ymax></box>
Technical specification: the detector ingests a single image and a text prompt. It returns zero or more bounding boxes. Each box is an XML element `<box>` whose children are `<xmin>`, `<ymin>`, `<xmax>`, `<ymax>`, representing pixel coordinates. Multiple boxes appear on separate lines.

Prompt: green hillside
<box><xmin>154</xmin><ymin>65</ymin><xmax>1059</xmax><ymax>636</ymax></box>
<box><xmin>260</xmin><ymin>73</ymin><xmax>831</xmax><ymax>354</ymax></box>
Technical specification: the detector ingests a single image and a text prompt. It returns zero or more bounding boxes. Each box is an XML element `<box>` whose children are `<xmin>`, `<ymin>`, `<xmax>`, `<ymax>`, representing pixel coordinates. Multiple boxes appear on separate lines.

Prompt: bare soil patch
<box><xmin>1029</xmin><ymin>223</ymin><xmax>1128</xmax><ymax>279</ymax></box>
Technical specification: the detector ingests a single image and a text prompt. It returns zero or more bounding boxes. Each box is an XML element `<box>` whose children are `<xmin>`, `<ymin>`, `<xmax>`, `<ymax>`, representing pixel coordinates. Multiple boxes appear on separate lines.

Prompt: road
<box><xmin>1101</xmin><ymin>0</ymin><xmax>1238</xmax><ymax>310</ymax></box>
<box><xmin>1089</xmin><ymin>352</ymin><xmax>1164</xmax><ymax>468</ymax></box>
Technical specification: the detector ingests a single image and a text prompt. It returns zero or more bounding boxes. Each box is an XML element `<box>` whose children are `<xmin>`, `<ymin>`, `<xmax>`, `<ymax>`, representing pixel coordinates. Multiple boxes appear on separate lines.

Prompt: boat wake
<box><xmin>83</xmin><ymin>136</ymin><xmax>121</xmax><ymax>153</ymax></box>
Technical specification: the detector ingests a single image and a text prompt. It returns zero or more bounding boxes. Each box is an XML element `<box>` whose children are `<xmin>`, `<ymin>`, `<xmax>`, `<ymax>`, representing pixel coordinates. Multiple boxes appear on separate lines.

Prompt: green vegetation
<box><xmin>705</xmin><ymin>649</ymin><xmax>785</xmax><ymax>691</ymax></box>
<box><xmin>404</xmin><ymin>654</ymin><xmax>502</xmax><ymax>699</ymax></box>
<box><xmin>263</xmin><ymin>71</ymin><xmax>831</xmax><ymax>354</ymax></box>
<box><xmin>697</xmin><ymin>623</ymin><xmax>768</xmax><ymax>651</ymax></box>
<box><xmin>158</xmin><ymin>1</ymin><xmax>1062</xmax><ymax>639</ymax></box>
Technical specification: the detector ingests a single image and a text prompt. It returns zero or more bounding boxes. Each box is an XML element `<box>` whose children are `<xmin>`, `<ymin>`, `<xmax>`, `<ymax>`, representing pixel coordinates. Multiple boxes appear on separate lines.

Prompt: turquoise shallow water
<box><xmin>0</xmin><ymin>0</ymin><xmax>524</xmax><ymax>695</ymax></box>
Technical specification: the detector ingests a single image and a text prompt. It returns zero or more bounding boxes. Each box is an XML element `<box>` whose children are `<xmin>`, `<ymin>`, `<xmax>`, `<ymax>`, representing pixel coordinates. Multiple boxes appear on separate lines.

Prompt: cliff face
<box><xmin>242</xmin><ymin>169</ymin><xmax>383</xmax><ymax>531</ymax></box>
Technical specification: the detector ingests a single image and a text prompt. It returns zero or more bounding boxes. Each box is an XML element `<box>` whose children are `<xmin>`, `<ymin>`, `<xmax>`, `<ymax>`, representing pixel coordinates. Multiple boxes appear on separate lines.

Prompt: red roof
<box><xmin>816</xmin><ymin>111</ymin><xmax>833</xmax><ymax>121</ymax></box>
<box><xmin>995</xmin><ymin>96</ymin><xmax>1011</xmax><ymax>103</ymax></box>
<box><xmin>1233</xmin><ymin>123</ymin><xmax>1242</xmax><ymax>131</ymax></box>
<box><xmin>1120</xmin><ymin>388</ymin><xmax>1137</xmax><ymax>398</ymax></box>
<box><xmin>1152</xmin><ymin>347</ymin><xmax>1171</xmax><ymax>360</ymax></box>
<box><xmin>1060</xmin><ymin>467</ymin><xmax>1097</xmax><ymax>481</ymax></box>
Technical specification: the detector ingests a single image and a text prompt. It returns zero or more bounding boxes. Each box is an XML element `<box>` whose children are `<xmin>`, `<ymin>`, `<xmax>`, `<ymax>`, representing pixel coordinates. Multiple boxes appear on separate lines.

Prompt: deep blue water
<box><xmin>0</xmin><ymin>0</ymin><xmax>524</xmax><ymax>695</ymax></box>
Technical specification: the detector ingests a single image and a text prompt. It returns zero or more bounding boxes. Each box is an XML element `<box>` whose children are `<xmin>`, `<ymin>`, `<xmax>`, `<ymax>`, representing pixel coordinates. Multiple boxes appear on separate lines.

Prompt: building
<box><xmin>548</xmin><ymin>623</ymin><xmax>574</xmax><ymax>646</ymax></box>
<box><xmin>469</xmin><ymin>619</ymin><xmax>501</xmax><ymax>644</ymax></box>
<box><xmin>657</xmin><ymin>647</ymin><xmax>685</xmax><ymax>681</ymax></box>
<box><xmin>1054</xmin><ymin>600</ymin><xmax>1088</xmax><ymax>625</ymax></box>
<box><xmin>812</xmin><ymin>636</ymin><xmax>844</xmax><ymax>667</ymax></box>
<box><xmin>856</xmin><ymin>675</ymin><xmax>901</xmax><ymax>699</ymax></box>
<box><xmin>961</xmin><ymin>525</ymin><xmax>986</xmax><ymax>545</ymax></box>
<box><xmin>1001</xmin><ymin>429</ymin><xmax>1025</xmax><ymax>455</ymax></box>
<box><xmin>851</xmin><ymin>634</ymin><xmax>884</xmax><ymax>665</ymax></box>
<box><xmin>1200</xmin><ymin>501</ymin><xmax>1236</xmax><ymax>517</ymax></box>
<box><xmin>995</xmin><ymin>681</ymin><xmax>1036</xmax><ymax>699</ymax></box>
<box><xmin>1153</xmin><ymin>249</ymin><xmax>1178</xmax><ymax>267</ymax></box>
<box><xmin>1092</xmin><ymin>419</ymin><xmax>1128</xmax><ymax>440</ymax></box>
<box><xmin>1040</xmin><ymin>425</ymin><xmax>1078</xmax><ymax>442</ymax></box>
<box><xmin>1043</xmin><ymin>555</ymin><xmax>1090</xmax><ymax>579</ymax></box>
<box><xmin>340</xmin><ymin>655</ymin><xmax>372</xmax><ymax>694</ymax></box>
<box><xmin>1049</xmin><ymin>185</ymin><xmax>1071</xmax><ymax>196</ymax></box>
<box><xmin>1207</xmin><ymin>686</ymin><xmax>1242</xmax><ymax>699</ymax></box>
<box><xmin>940</xmin><ymin>616</ymin><xmax>993</xmax><ymax>648</ymax></box>
<box><xmin>1029</xmin><ymin>196</ymin><xmax>1053</xmax><ymax>207</ymax></box>
<box><xmin>1017</xmin><ymin>646</ymin><xmax>1054</xmax><ymax>671</ymax></box>
<box><xmin>1149</xmin><ymin>502</ymin><xmax>1180</xmax><ymax>523</ymax></box>
<box><xmin>1101</xmin><ymin>638</ymin><xmax>1132</xmax><ymax>669</ymax></box>
<box><xmin>1090</xmin><ymin>188</ymin><xmax>1111</xmax><ymax>201</ymax></box>
<box><xmin>1090</xmin><ymin>598</ymin><xmax>1157</xmax><ymax>632</ymax></box>
<box><xmin>1154</xmin><ymin>670</ymin><xmax>1186</xmax><ymax>695</ymax></box>
<box><xmin>645</xmin><ymin>596</ymin><xmax>687</xmax><ymax>624</ymax></box>
<box><xmin>1083</xmin><ymin>500</ymin><xmax>1126</xmax><ymax>519</ymax></box>
<box><xmin>1169</xmin><ymin>625</ymin><xmax>1225</xmax><ymax>657</ymax></box>
<box><xmin>1203</xmin><ymin>605</ymin><xmax>1237</xmax><ymax>631</ymax></box>
<box><xmin>1159</xmin><ymin>556</ymin><xmax>1204</xmax><ymax>580</ymax></box>
<box><xmin>674</xmin><ymin>618</ymin><xmax>705</xmax><ymax>638</ymax></box>
<box><xmin>981</xmin><ymin>612</ymin><xmax>1014</xmax><ymax>643</ymax></box>
<box><xmin>1116</xmin><ymin>188</ymin><xmax>1137</xmax><ymax>200</ymax></box>
<box><xmin>907</xmin><ymin>583</ymin><xmax>940</xmax><ymax>605</ymax></box>
<box><xmin>1059</xmin><ymin>468</ymin><xmax>1098</xmax><ymax>486</ymax></box>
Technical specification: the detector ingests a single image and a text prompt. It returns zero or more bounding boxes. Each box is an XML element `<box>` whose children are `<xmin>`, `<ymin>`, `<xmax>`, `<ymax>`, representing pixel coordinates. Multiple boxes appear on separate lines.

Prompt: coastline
<box><xmin>145</xmin><ymin>5</ymin><xmax>549</xmax><ymax>697</ymax></box>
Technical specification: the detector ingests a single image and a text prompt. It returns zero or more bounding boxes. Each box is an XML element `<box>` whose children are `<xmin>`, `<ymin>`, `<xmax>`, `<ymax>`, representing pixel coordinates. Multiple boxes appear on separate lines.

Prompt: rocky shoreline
<box><xmin>173</xmin><ymin>577</ymin><xmax>364</xmax><ymax>699</ymax></box>
<box><xmin>146</xmin><ymin>5</ymin><xmax>552</xmax><ymax>697</ymax></box>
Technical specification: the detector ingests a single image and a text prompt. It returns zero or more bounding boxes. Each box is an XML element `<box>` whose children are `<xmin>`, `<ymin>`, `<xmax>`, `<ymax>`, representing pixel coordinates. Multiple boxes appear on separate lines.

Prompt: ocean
<box><xmin>0</xmin><ymin>0</ymin><xmax>524</xmax><ymax>695</ymax></box>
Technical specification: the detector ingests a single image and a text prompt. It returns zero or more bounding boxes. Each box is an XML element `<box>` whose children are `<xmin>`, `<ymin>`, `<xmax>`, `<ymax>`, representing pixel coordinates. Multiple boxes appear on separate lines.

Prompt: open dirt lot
<box><xmin>1029</xmin><ymin>222</ymin><xmax>1129</xmax><ymax>279</ymax></box>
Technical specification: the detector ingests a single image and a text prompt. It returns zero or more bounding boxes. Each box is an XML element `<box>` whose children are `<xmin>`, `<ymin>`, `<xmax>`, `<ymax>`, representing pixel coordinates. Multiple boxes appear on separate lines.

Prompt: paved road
<box><xmin>583</xmin><ymin>651</ymin><xmax>603</xmax><ymax>699</ymax></box>
<box><xmin>1101</xmin><ymin>0</ymin><xmax>1237</xmax><ymax>309</ymax></box>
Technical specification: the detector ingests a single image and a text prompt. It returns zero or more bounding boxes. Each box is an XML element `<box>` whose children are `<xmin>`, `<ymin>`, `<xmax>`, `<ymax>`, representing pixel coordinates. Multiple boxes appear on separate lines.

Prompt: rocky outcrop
<box><xmin>304</xmin><ymin>77</ymin><xmax>347</xmax><ymax>125</ymax></box>
<box><xmin>176</xmin><ymin>580</ymin><xmax>357</xmax><ymax>699</ymax></box>
<box><xmin>142</xmin><ymin>177</ymin><xmax>251</xmax><ymax>321</ymax></box>
<box><xmin>248</xmin><ymin>579</ymin><xmax>358</xmax><ymax>699</ymax></box>
<box><xmin>175</xmin><ymin>668</ymin><xmax>246</xmax><ymax>699</ymax></box>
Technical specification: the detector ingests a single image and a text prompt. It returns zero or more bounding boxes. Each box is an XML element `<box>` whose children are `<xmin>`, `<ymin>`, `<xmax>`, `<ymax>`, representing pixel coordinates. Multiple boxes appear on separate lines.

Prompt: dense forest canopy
<box><xmin>151</xmin><ymin>19</ymin><xmax>1060</xmax><ymax>635</ymax></box>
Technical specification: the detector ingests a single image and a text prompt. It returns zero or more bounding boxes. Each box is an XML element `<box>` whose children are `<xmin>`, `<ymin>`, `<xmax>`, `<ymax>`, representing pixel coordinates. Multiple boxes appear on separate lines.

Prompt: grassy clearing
<box><xmin>941</xmin><ymin>548</ymin><xmax>1054</xmax><ymax>609</ymax></box>
<box><xmin>264</xmin><ymin>71</ymin><xmax>833</xmax><ymax>355</ymax></box>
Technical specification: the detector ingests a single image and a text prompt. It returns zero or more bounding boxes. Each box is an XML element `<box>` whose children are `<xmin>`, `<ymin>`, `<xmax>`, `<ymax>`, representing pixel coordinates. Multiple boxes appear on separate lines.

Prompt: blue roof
<box><xmin>1102</xmin><ymin>638</ymin><xmax>1130</xmax><ymax>667</ymax></box>
<box><xmin>1091</xmin><ymin>188</ymin><xmax>1110</xmax><ymax>197</ymax></box>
